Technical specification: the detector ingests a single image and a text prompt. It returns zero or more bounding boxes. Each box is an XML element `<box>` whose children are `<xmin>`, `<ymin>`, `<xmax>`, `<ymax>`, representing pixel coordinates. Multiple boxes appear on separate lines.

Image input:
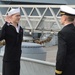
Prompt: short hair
<box><xmin>67</xmin><ymin>16</ymin><xmax>75</xmax><ymax>22</ymax></box>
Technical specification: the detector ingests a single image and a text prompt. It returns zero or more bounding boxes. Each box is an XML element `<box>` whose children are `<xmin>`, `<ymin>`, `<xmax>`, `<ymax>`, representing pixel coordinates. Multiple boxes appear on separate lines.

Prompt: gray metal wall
<box><xmin>0</xmin><ymin>55</ymin><xmax>55</xmax><ymax>75</ymax></box>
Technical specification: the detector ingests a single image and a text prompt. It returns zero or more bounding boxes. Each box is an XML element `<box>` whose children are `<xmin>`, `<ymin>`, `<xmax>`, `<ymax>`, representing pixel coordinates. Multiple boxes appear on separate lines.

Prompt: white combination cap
<box><xmin>60</xmin><ymin>5</ymin><xmax>75</xmax><ymax>16</ymax></box>
<box><xmin>7</xmin><ymin>8</ymin><xmax>20</xmax><ymax>16</ymax></box>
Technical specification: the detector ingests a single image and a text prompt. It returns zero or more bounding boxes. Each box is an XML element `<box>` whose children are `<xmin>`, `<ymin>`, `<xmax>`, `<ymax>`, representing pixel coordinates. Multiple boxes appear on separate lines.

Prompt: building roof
<box><xmin>0</xmin><ymin>0</ymin><xmax>66</xmax><ymax>4</ymax></box>
<box><xmin>65</xmin><ymin>0</ymin><xmax>75</xmax><ymax>4</ymax></box>
<box><xmin>12</xmin><ymin>0</ymin><xmax>67</xmax><ymax>4</ymax></box>
<box><xmin>1</xmin><ymin>0</ymin><xmax>75</xmax><ymax>5</ymax></box>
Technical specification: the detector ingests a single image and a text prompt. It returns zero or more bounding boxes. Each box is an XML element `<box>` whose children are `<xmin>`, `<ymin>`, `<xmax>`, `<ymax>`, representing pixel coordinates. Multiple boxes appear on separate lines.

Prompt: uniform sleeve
<box><xmin>55</xmin><ymin>31</ymin><xmax>67</xmax><ymax>74</ymax></box>
<box><xmin>0</xmin><ymin>22</ymin><xmax>7</xmax><ymax>41</ymax></box>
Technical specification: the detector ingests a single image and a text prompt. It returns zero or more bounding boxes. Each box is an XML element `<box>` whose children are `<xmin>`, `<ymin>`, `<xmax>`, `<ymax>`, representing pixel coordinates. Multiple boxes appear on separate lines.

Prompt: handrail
<box><xmin>0</xmin><ymin>54</ymin><xmax>55</xmax><ymax>75</ymax></box>
<box><xmin>0</xmin><ymin>5</ymin><xmax>62</xmax><ymax>7</ymax></box>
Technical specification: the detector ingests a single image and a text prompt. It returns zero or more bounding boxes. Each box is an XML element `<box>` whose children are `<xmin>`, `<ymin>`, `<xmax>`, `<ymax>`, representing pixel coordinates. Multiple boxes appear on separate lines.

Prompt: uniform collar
<box><xmin>7</xmin><ymin>22</ymin><xmax>20</xmax><ymax>33</ymax></box>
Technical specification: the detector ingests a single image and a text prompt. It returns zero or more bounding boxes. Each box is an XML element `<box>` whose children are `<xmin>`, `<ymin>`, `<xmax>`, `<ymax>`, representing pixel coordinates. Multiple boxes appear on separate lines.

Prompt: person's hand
<box><xmin>5</xmin><ymin>15</ymin><xmax>11</xmax><ymax>23</ymax></box>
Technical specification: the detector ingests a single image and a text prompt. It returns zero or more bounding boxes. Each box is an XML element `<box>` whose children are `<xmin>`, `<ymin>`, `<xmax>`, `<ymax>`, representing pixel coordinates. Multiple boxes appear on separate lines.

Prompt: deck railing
<box><xmin>0</xmin><ymin>55</ymin><xmax>55</xmax><ymax>75</ymax></box>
